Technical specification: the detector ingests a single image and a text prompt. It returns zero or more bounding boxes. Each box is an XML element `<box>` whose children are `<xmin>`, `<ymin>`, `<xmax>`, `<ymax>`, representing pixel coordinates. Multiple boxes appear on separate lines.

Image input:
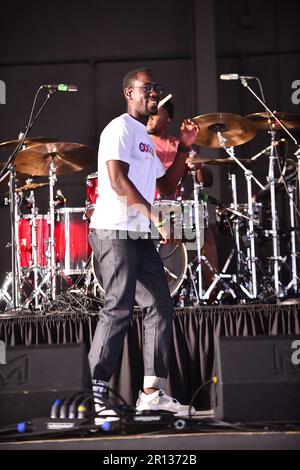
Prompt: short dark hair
<box><xmin>162</xmin><ymin>100</ymin><xmax>174</xmax><ymax>120</ymax></box>
<box><xmin>122</xmin><ymin>68</ymin><xmax>153</xmax><ymax>90</ymax></box>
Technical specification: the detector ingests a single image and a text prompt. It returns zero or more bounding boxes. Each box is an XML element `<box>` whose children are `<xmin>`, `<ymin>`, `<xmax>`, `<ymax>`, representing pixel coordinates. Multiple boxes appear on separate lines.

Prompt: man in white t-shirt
<box><xmin>88</xmin><ymin>68</ymin><xmax>198</xmax><ymax>416</ymax></box>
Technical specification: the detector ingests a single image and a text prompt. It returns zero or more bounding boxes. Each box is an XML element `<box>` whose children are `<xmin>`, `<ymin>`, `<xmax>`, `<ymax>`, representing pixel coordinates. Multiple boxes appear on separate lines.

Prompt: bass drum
<box><xmin>91</xmin><ymin>241</ymin><xmax>188</xmax><ymax>298</ymax></box>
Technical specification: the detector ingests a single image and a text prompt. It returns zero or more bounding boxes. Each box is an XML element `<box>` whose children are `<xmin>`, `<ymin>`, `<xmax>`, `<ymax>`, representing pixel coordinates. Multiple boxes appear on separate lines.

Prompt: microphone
<box><xmin>42</xmin><ymin>84</ymin><xmax>78</xmax><ymax>92</ymax></box>
<box><xmin>220</xmin><ymin>74</ymin><xmax>255</xmax><ymax>81</ymax></box>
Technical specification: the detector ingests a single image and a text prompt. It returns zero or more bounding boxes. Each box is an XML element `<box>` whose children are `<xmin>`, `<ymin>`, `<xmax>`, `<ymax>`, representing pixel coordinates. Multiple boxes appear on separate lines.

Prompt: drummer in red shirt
<box><xmin>147</xmin><ymin>99</ymin><xmax>219</xmax><ymax>289</ymax></box>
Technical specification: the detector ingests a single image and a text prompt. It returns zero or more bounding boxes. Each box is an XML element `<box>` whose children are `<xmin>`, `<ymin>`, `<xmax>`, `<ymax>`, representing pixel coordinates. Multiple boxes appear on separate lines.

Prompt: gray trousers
<box><xmin>88</xmin><ymin>229</ymin><xmax>173</xmax><ymax>390</ymax></box>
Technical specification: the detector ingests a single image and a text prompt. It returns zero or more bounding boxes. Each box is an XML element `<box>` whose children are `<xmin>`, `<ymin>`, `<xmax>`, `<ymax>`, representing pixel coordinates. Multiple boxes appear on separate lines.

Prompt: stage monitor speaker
<box><xmin>212</xmin><ymin>335</ymin><xmax>300</xmax><ymax>423</ymax></box>
<box><xmin>0</xmin><ymin>343</ymin><xmax>91</xmax><ymax>426</ymax></box>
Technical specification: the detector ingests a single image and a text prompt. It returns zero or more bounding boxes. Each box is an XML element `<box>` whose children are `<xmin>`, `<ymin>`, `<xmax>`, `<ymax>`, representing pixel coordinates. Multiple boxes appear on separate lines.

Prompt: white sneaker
<box><xmin>94</xmin><ymin>408</ymin><xmax>119</xmax><ymax>426</ymax></box>
<box><xmin>136</xmin><ymin>390</ymin><xmax>196</xmax><ymax>416</ymax></box>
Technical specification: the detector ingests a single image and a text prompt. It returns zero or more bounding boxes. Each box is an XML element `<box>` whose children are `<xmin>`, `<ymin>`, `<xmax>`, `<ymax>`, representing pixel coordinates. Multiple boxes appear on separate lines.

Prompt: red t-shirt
<box><xmin>152</xmin><ymin>135</ymin><xmax>186</xmax><ymax>200</ymax></box>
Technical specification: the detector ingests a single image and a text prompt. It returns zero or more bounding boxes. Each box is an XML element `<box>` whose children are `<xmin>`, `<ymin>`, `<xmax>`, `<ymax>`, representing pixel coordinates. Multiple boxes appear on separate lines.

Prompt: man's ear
<box><xmin>124</xmin><ymin>87</ymin><xmax>132</xmax><ymax>99</ymax></box>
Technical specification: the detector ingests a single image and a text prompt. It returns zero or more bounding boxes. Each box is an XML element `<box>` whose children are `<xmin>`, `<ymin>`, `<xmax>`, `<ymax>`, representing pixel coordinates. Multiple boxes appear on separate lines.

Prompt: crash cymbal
<box><xmin>16</xmin><ymin>182</ymin><xmax>48</xmax><ymax>192</ymax></box>
<box><xmin>186</xmin><ymin>156</ymin><xmax>256</xmax><ymax>167</ymax></box>
<box><xmin>0</xmin><ymin>137</ymin><xmax>58</xmax><ymax>152</ymax></box>
<box><xmin>246</xmin><ymin>112</ymin><xmax>300</xmax><ymax>130</ymax></box>
<box><xmin>193</xmin><ymin>113</ymin><xmax>256</xmax><ymax>147</ymax></box>
<box><xmin>14</xmin><ymin>142</ymin><xmax>96</xmax><ymax>176</ymax></box>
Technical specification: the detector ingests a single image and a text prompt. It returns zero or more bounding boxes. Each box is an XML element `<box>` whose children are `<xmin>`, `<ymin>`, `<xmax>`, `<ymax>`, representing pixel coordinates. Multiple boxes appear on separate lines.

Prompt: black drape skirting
<box><xmin>1</xmin><ymin>304</ymin><xmax>300</xmax><ymax>408</ymax></box>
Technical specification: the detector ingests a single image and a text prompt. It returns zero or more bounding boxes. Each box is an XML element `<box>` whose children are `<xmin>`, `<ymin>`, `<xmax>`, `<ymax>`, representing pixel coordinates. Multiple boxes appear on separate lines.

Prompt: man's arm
<box><xmin>156</xmin><ymin>118</ymin><xmax>198</xmax><ymax>197</ymax></box>
<box><xmin>106</xmin><ymin>160</ymin><xmax>172</xmax><ymax>240</ymax></box>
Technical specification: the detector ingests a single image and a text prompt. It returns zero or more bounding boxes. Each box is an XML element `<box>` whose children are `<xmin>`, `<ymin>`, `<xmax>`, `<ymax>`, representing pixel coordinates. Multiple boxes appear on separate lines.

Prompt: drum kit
<box><xmin>0</xmin><ymin>106</ymin><xmax>300</xmax><ymax>312</ymax></box>
<box><xmin>179</xmin><ymin>109</ymin><xmax>300</xmax><ymax>305</ymax></box>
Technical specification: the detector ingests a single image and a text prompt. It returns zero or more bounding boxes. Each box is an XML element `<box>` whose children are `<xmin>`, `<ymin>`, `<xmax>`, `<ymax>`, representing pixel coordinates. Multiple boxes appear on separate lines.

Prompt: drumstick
<box><xmin>158</xmin><ymin>93</ymin><xmax>172</xmax><ymax>109</ymax></box>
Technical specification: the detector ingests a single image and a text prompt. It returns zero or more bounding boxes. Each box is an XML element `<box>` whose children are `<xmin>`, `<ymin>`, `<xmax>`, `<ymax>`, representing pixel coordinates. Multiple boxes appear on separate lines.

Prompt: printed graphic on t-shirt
<box><xmin>139</xmin><ymin>142</ymin><xmax>155</xmax><ymax>157</ymax></box>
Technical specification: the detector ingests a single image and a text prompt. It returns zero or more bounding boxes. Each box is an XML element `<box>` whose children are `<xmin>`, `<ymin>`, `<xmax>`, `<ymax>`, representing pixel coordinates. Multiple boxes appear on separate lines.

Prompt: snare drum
<box><xmin>55</xmin><ymin>207</ymin><xmax>91</xmax><ymax>275</ymax></box>
<box><xmin>18</xmin><ymin>214</ymin><xmax>49</xmax><ymax>267</ymax></box>
<box><xmin>152</xmin><ymin>199</ymin><xmax>206</xmax><ymax>243</ymax></box>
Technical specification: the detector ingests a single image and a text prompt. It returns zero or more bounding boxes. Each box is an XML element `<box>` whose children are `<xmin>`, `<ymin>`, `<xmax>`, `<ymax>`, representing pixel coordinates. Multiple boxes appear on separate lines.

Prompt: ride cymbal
<box><xmin>193</xmin><ymin>113</ymin><xmax>256</xmax><ymax>147</ymax></box>
<box><xmin>245</xmin><ymin>112</ymin><xmax>300</xmax><ymax>130</ymax></box>
<box><xmin>14</xmin><ymin>142</ymin><xmax>96</xmax><ymax>176</ymax></box>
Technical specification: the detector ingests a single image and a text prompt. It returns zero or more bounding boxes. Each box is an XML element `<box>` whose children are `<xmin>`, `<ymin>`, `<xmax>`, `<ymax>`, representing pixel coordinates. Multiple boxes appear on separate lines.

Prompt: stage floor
<box><xmin>1</xmin><ymin>417</ymin><xmax>300</xmax><ymax>450</ymax></box>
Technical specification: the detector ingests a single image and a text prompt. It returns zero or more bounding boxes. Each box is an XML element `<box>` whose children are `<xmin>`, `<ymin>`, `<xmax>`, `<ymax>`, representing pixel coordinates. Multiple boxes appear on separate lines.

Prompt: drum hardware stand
<box><xmin>188</xmin><ymin>149</ymin><xmax>205</xmax><ymax>301</ymax></box>
<box><xmin>20</xmin><ymin>194</ymin><xmax>49</xmax><ymax>310</ymax></box>
<box><xmin>264</xmin><ymin>127</ymin><xmax>284</xmax><ymax>297</ymax></box>
<box><xmin>48</xmin><ymin>160</ymin><xmax>57</xmax><ymax>300</ymax></box>
<box><xmin>217</xmin><ymin>134</ymin><xmax>264</xmax><ymax>299</ymax></box>
<box><xmin>229</xmin><ymin>171</ymin><xmax>243</xmax><ymax>285</ymax></box>
<box><xmin>284</xmin><ymin>184</ymin><xmax>300</xmax><ymax>293</ymax></box>
<box><xmin>239</xmin><ymin>76</ymin><xmax>300</xmax><ymax>297</ymax></box>
<box><xmin>0</xmin><ymin>86</ymin><xmax>59</xmax><ymax>314</ymax></box>
<box><xmin>0</xmin><ymin>272</ymin><xmax>13</xmax><ymax>307</ymax></box>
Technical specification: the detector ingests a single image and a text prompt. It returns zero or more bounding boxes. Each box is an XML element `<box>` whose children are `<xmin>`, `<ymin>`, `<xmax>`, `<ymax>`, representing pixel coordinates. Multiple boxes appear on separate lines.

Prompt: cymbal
<box><xmin>0</xmin><ymin>137</ymin><xmax>58</xmax><ymax>152</ymax></box>
<box><xmin>16</xmin><ymin>182</ymin><xmax>48</xmax><ymax>192</ymax></box>
<box><xmin>246</xmin><ymin>112</ymin><xmax>300</xmax><ymax>130</ymax></box>
<box><xmin>14</xmin><ymin>142</ymin><xmax>96</xmax><ymax>176</ymax></box>
<box><xmin>192</xmin><ymin>113</ymin><xmax>256</xmax><ymax>147</ymax></box>
<box><xmin>186</xmin><ymin>156</ymin><xmax>256</xmax><ymax>167</ymax></box>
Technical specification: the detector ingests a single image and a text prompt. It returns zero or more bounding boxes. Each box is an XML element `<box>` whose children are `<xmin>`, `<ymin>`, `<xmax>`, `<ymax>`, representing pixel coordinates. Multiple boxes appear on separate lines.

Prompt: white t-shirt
<box><xmin>90</xmin><ymin>113</ymin><xmax>165</xmax><ymax>232</ymax></box>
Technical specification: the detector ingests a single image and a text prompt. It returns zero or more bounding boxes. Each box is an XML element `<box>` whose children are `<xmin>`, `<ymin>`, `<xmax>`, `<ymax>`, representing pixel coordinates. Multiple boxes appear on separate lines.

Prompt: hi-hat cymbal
<box><xmin>0</xmin><ymin>137</ymin><xmax>58</xmax><ymax>152</ymax></box>
<box><xmin>186</xmin><ymin>156</ymin><xmax>256</xmax><ymax>167</ymax></box>
<box><xmin>192</xmin><ymin>113</ymin><xmax>256</xmax><ymax>147</ymax></box>
<box><xmin>245</xmin><ymin>112</ymin><xmax>300</xmax><ymax>130</ymax></box>
<box><xmin>16</xmin><ymin>182</ymin><xmax>48</xmax><ymax>192</ymax></box>
<box><xmin>14</xmin><ymin>142</ymin><xmax>96</xmax><ymax>176</ymax></box>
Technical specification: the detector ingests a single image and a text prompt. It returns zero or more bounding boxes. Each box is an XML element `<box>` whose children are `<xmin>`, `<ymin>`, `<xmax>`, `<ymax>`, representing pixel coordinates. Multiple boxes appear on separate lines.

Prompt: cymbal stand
<box><xmin>21</xmin><ymin>192</ymin><xmax>48</xmax><ymax>310</ymax></box>
<box><xmin>266</xmin><ymin>128</ymin><xmax>284</xmax><ymax>297</ymax></box>
<box><xmin>285</xmin><ymin>184</ymin><xmax>299</xmax><ymax>293</ymax></box>
<box><xmin>49</xmin><ymin>160</ymin><xmax>57</xmax><ymax>300</ymax></box>
<box><xmin>190</xmin><ymin>165</ymin><xmax>204</xmax><ymax>300</ymax></box>
<box><xmin>217</xmin><ymin>133</ymin><xmax>264</xmax><ymax>299</ymax></box>
<box><xmin>10</xmin><ymin>166</ymin><xmax>22</xmax><ymax>310</ymax></box>
<box><xmin>229</xmin><ymin>170</ymin><xmax>243</xmax><ymax>279</ymax></box>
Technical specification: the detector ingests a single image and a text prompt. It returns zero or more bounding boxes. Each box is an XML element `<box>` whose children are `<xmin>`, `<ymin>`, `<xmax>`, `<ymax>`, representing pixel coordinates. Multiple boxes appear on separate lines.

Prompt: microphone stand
<box><xmin>2</xmin><ymin>88</ymin><xmax>58</xmax><ymax>315</ymax></box>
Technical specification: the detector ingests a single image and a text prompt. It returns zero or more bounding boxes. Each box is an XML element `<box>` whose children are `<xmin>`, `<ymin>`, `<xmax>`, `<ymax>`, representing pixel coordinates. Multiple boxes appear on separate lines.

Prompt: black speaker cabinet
<box><xmin>212</xmin><ymin>335</ymin><xmax>300</xmax><ymax>423</ymax></box>
<box><xmin>0</xmin><ymin>343</ymin><xmax>91</xmax><ymax>426</ymax></box>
